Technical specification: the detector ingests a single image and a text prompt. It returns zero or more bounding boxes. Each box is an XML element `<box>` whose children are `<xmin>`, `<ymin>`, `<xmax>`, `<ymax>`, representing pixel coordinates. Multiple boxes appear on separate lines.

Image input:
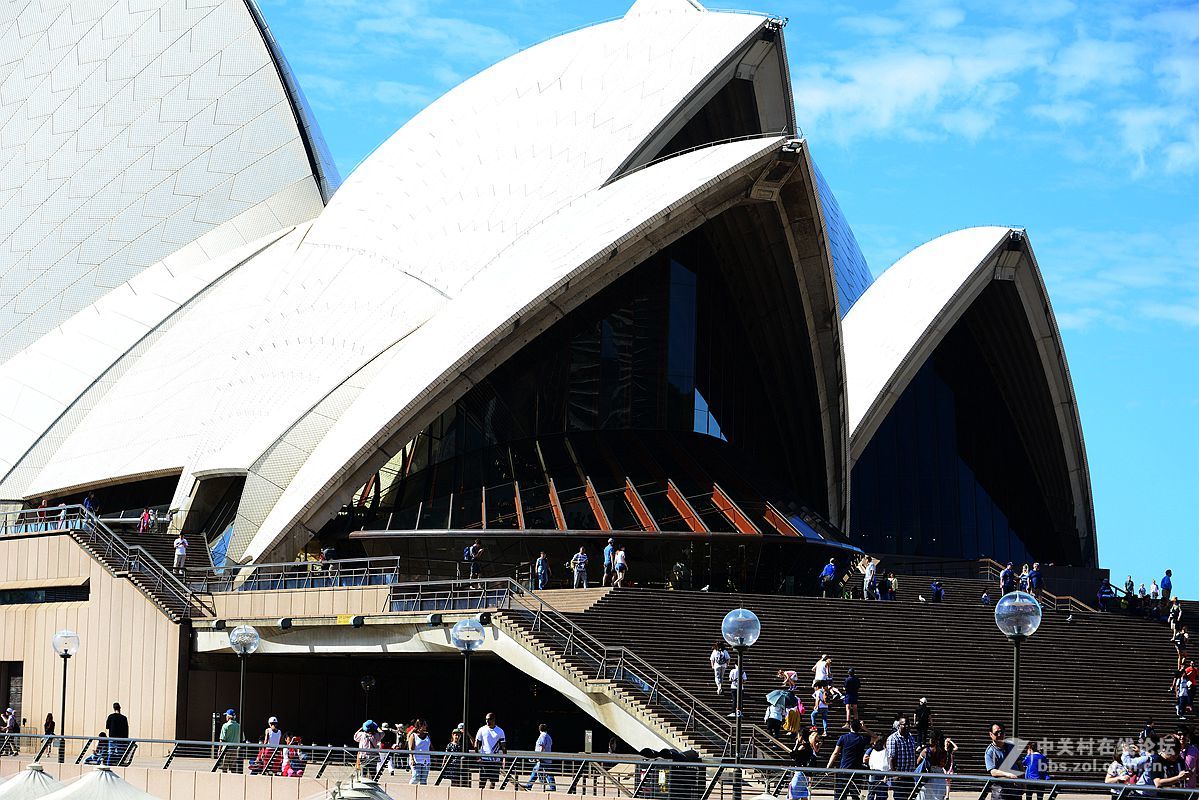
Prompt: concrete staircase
<box><xmin>495</xmin><ymin>586</ymin><xmax>788</xmax><ymax>760</ymax></box>
<box><xmin>564</xmin><ymin>587</ymin><xmax>1180</xmax><ymax>771</ymax></box>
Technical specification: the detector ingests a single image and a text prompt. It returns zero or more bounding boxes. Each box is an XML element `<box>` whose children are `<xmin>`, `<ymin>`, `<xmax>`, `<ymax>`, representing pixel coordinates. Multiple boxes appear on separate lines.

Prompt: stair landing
<box><xmin>531</xmin><ymin>587</ymin><xmax>611</xmax><ymax>613</ymax></box>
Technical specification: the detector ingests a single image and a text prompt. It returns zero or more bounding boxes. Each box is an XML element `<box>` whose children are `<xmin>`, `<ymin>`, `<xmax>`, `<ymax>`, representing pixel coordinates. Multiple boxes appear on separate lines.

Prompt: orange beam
<box><xmin>667</xmin><ymin>480</ymin><xmax>706</xmax><ymax>533</ymax></box>
<box><xmin>624</xmin><ymin>479</ymin><xmax>657</xmax><ymax>531</ymax></box>
<box><xmin>763</xmin><ymin>503</ymin><xmax>801</xmax><ymax>537</ymax></box>
<box><xmin>480</xmin><ymin>486</ymin><xmax>487</xmax><ymax>530</ymax></box>
<box><xmin>585</xmin><ymin>478</ymin><xmax>612</xmax><ymax>531</ymax></box>
<box><xmin>547</xmin><ymin>479</ymin><xmax>567</xmax><ymax>531</ymax></box>
<box><xmin>513</xmin><ymin>481</ymin><xmax>526</xmax><ymax>529</ymax></box>
<box><xmin>712</xmin><ymin>484</ymin><xmax>761</xmax><ymax>535</ymax></box>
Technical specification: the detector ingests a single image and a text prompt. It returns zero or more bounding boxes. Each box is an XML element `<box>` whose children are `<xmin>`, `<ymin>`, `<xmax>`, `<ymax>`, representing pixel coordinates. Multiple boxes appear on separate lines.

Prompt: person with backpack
<box><xmin>819</xmin><ymin>559</ymin><xmax>837</xmax><ymax>598</ymax></box>
<box><xmin>463</xmin><ymin>540</ymin><xmax>484</xmax><ymax>581</ymax></box>
<box><xmin>710</xmin><ymin>642</ymin><xmax>730</xmax><ymax>694</ymax></box>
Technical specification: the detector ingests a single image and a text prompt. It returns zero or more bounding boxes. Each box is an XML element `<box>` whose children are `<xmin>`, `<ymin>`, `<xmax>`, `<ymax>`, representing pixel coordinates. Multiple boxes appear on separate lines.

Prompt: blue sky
<box><xmin>259</xmin><ymin>0</ymin><xmax>1198</xmax><ymax>593</ymax></box>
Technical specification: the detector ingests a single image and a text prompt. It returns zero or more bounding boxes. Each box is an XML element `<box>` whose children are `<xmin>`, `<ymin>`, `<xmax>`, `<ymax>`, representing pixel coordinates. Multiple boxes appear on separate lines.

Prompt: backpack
<box><xmin>463</xmin><ymin>546</ymin><xmax>473</xmax><ymax>561</ymax></box>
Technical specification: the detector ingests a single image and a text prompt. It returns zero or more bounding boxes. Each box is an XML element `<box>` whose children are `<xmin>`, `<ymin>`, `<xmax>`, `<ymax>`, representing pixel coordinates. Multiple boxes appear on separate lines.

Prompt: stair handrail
<box><xmin>501</xmin><ymin>580</ymin><xmax>790</xmax><ymax>760</ymax></box>
<box><xmin>73</xmin><ymin>505</ymin><xmax>208</xmax><ymax>619</ymax></box>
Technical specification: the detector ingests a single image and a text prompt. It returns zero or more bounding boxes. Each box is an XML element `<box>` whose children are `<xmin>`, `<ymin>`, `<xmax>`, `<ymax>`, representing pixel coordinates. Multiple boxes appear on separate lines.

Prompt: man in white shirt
<box><xmin>727</xmin><ymin>666</ymin><xmax>746</xmax><ymax>717</ymax></box>
<box><xmin>524</xmin><ymin>723</ymin><xmax>556</xmax><ymax>791</ymax></box>
<box><xmin>474</xmin><ymin>712</ymin><xmax>507</xmax><ymax>788</ymax></box>
<box><xmin>570</xmin><ymin>547</ymin><xmax>589</xmax><ymax>589</ymax></box>
<box><xmin>172</xmin><ymin>535</ymin><xmax>188</xmax><ymax>573</ymax></box>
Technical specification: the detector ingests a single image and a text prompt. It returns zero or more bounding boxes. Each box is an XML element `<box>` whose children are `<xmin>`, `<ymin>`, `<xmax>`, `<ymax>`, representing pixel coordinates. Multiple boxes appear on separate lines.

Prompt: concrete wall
<box><xmin>208</xmin><ymin>586</ymin><xmax>390</xmax><ymax>621</ymax></box>
<box><xmin>0</xmin><ymin>535</ymin><xmax>183</xmax><ymax>742</ymax></box>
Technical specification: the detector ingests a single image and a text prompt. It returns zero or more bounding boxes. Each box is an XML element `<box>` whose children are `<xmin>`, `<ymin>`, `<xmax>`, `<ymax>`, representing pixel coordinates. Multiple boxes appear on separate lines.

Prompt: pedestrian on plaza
<box><xmin>1177</xmin><ymin>727</ymin><xmax>1199</xmax><ymax>789</ymax></box>
<box><xmin>981</xmin><ymin>591</ymin><xmax>993</xmax><ymax>605</ymax></box>
<box><xmin>442</xmin><ymin>727</ymin><xmax>468</xmax><ymax>787</ymax></box>
<box><xmin>819</xmin><ymin>558</ymin><xmax>837</xmax><ymax>598</ymax></box>
<box><xmin>379</xmin><ymin>722</ymin><xmax>397</xmax><ymax>775</ymax></box>
<box><xmin>1125</xmin><ymin>575</ymin><xmax>1136</xmax><ymax>609</ymax></box>
<box><xmin>810</xmin><ymin>686</ymin><xmax>832</xmax><ymax>735</ymax></box>
<box><xmin>886</xmin><ymin>715</ymin><xmax>918</xmax><ymax>800</ymax></box>
<box><xmin>43</xmin><ymin>713</ymin><xmax>55</xmax><ymax>737</ymax></box>
<box><xmin>843</xmin><ymin>667</ymin><xmax>861</xmax><ymax>728</ymax></box>
<box><xmin>84</xmin><ymin>733</ymin><xmax>111</xmax><ymax>766</ymax></box>
<box><xmin>764</xmin><ymin>695</ymin><xmax>787</xmax><ymax>737</ymax></box>
<box><xmin>613</xmin><ymin>545</ymin><xmax>628</xmax><ymax>587</ymax></box>
<box><xmin>0</xmin><ymin>707</ymin><xmax>18</xmax><ymax>757</ymax></box>
<box><xmin>985</xmin><ymin>723</ymin><xmax>1020</xmax><ymax>800</ymax></box>
<box><xmin>1097</xmin><ymin>579</ymin><xmax>1115</xmax><ymax>612</ymax></box>
<box><xmin>1021</xmin><ymin>741</ymin><xmax>1050</xmax><ymax>800</ymax></box>
<box><xmin>885</xmin><ymin>572</ymin><xmax>898</xmax><ymax>601</ymax></box>
<box><xmin>1163</xmin><ymin>570</ymin><xmax>1174</xmax><ymax>604</ymax></box>
<box><xmin>916</xmin><ymin>732</ymin><xmax>953</xmax><ymax>800</ymax></box>
<box><xmin>710</xmin><ymin>643</ymin><xmax>730</xmax><ymax>694</ymax></box>
<box><xmin>1141</xmin><ymin>733</ymin><xmax>1190</xmax><ymax>790</ymax></box>
<box><xmin>218</xmin><ymin>710</ymin><xmax>243</xmax><ymax>773</ymax></box>
<box><xmin>474</xmin><ymin>713</ymin><xmax>507</xmax><ymax>789</ymax></box>
<box><xmin>354</xmin><ymin>720</ymin><xmax>381</xmax><ymax>778</ymax></box>
<box><xmin>570</xmin><ymin>547</ymin><xmax>589</xmax><ymax>589</ymax></box>
<box><xmin>281</xmin><ymin>734</ymin><xmax>307</xmax><ymax>778</ymax></box>
<box><xmin>534</xmin><ymin>551</ymin><xmax>552</xmax><ymax>590</ymax></box>
<box><xmin>138</xmin><ymin>508</ymin><xmax>151</xmax><ymax>534</ymax></box>
<box><xmin>930</xmin><ymin>580</ymin><xmax>945</xmax><ymax>603</ymax></box>
<box><xmin>172</xmin><ymin>534</ymin><xmax>188</xmax><ymax>573</ymax></box>
<box><xmin>1018</xmin><ymin>565</ymin><xmax>1031</xmax><ymax>592</ymax></box>
<box><xmin>106</xmin><ymin>702</ymin><xmax>129</xmax><ymax>763</ymax></box>
<box><xmin>914</xmin><ymin>698</ymin><xmax>932</xmax><ymax>746</ymax></box>
<box><xmin>790</xmin><ymin>724</ymin><xmax>814</xmax><ymax>767</ymax></box>
<box><xmin>826</xmin><ymin>719</ymin><xmax>871</xmax><ymax>800</ymax></box>
<box><xmin>83</xmin><ymin>493</ymin><xmax>98</xmax><ymax>515</ymax></box>
<box><xmin>727</xmin><ymin>662</ymin><xmax>746</xmax><ymax>718</ymax></box>
<box><xmin>866</xmin><ymin>735</ymin><xmax>890</xmax><ymax>800</ymax></box>
<box><xmin>524</xmin><ymin>723</ymin><xmax>556</xmax><ymax>791</ymax></box>
<box><xmin>408</xmin><ymin>719</ymin><xmax>431</xmax><ymax>785</ymax></box>
<box><xmin>464</xmin><ymin>540</ymin><xmax>484</xmax><ymax>581</ymax></box>
<box><xmin>602</xmin><ymin>539</ymin><xmax>616</xmax><ymax>586</ymax></box>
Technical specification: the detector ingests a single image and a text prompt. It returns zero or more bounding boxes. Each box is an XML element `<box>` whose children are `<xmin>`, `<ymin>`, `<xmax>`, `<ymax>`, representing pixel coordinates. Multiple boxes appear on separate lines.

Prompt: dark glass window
<box><xmin>0</xmin><ymin>585</ymin><xmax>88</xmax><ymax>605</ymax></box>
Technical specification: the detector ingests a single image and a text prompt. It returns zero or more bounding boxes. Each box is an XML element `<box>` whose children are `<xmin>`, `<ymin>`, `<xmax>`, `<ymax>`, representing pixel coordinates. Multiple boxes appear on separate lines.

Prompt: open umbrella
<box><xmin>0</xmin><ymin>765</ymin><xmax>65</xmax><ymax>800</ymax></box>
<box><xmin>39</xmin><ymin>767</ymin><xmax>163</xmax><ymax>800</ymax></box>
<box><xmin>766</xmin><ymin>690</ymin><xmax>798</xmax><ymax>708</ymax></box>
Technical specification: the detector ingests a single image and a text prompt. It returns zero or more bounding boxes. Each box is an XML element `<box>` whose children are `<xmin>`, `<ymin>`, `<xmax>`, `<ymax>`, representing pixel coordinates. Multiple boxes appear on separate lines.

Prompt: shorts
<box><xmin>844</xmin><ymin>695</ymin><xmax>858</xmax><ymax>705</ymax></box>
<box><xmin>480</xmin><ymin>760</ymin><xmax>501</xmax><ymax>784</ymax></box>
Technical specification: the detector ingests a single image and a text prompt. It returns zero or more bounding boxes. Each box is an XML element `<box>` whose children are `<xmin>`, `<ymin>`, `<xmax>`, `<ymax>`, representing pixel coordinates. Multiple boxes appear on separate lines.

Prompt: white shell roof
<box><xmin>841</xmin><ymin>226</ymin><xmax>1010</xmax><ymax>444</ymax></box>
<box><xmin>245</xmin><ymin>135</ymin><xmax>789</xmax><ymax>561</ymax></box>
<box><xmin>41</xmin><ymin>769</ymin><xmax>160</xmax><ymax>800</ymax></box>
<box><xmin>2</xmin><ymin>0</ymin><xmax>784</xmax><ymax>527</ymax></box>
<box><xmin>0</xmin><ymin>766</ymin><xmax>63</xmax><ymax>800</ymax></box>
<box><xmin>0</xmin><ymin>0</ymin><xmax>326</xmax><ymax>364</ymax></box>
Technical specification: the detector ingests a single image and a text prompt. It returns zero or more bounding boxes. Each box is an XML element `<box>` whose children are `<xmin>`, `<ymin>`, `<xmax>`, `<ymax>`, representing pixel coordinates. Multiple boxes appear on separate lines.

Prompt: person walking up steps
<box><xmin>711</xmin><ymin>642</ymin><xmax>730</xmax><ymax>694</ymax></box>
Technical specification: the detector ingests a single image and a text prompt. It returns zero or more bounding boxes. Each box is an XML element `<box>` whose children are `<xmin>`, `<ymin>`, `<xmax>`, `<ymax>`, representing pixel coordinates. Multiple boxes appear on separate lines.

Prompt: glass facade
<box><xmin>850</xmin><ymin>282</ymin><xmax>1082</xmax><ymax>565</ymax></box>
<box><xmin>812</xmin><ymin>161</ymin><xmax>873</xmax><ymax>317</ymax></box>
<box><xmin>324</xmin><ymin>207</ymin><xmax>840</xmax><ymax>549</ymax></box>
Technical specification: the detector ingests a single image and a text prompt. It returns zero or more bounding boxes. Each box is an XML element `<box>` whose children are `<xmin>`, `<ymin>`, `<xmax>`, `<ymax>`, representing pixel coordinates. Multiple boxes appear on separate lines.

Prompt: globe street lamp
<box><xmin>361</xmin><ymin>675</ymin><xmax>377</xmax><ymax>720</ymax></box>
<box><xmin>228</xmin><ymin>625</ymin><xmax>260</xmax><ymax>731</ymax></box>
<box><xmin>51</xmin><ymin>630</ymin><xmax>79</xmax><ymax>763</ymax></box>
<box><xmin>994</xmin><ymin>591</ymin><xmax>1042</xmax><ymax>738</ymax></box>
<box><xmin>721</xmin><ymin>608</ymin><xmax>761</xmax><ymax>761</ymax></box>
<box><xmin>451</xmin><ymin>618</ymin><xmax>485</xmax><ymax>733</ymax></box>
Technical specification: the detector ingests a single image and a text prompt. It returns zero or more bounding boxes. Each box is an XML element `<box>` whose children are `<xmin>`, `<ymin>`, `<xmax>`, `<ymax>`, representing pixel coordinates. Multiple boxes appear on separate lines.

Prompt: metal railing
<box><xmin>496</xmin><ymin>580</ymin><xmax>790</xmax><ymax>761</ymax></box>
<box><xmin>0</xmin><ymin>504</ymin><xmax>208</xmax><ymax>620</ymax></box>
<box><xmin>3</xmin><ymin>734</ymin><xmax>1199</xmax><ymax>800</ymax></box>
<box><xmin>188</xmin><ymin>556</ymin><xmax>531</xmax><ymax>595</ymax></box>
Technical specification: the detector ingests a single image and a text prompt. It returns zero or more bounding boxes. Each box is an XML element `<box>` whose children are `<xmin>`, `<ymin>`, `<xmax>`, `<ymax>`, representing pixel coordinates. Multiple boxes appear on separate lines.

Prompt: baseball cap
<box><xmin>225</xmin><ymin>709</ymin><xmax>236</xmax><ymax>717</ymax></box>
<box><xmin>4</xmin><ymin>708</ymin><xmax>12</xmax><ymax>713</ymax></box>
<box><xmin>268</xmin><ymin>716</ymin><xmax>279</xmax><ymax>724</ymax></box>
<box><xmin>607</xmin><ymin>538</ymin><xmax>614</xmax><ymax>543</ymax></box>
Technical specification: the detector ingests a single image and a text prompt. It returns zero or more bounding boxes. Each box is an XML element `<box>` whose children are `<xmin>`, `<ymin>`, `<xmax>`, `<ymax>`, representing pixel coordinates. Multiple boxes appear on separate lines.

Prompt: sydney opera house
<box><xmin>0</xmin><ymin>0</ymin><xmax>1104</xmax><ymax>754</ymax></box>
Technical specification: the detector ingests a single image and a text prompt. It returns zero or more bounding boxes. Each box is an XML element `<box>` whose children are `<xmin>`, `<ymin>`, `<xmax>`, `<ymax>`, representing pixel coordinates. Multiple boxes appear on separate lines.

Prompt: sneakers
<box><xmin>716</xmin><ymin>687</ymin><xmax>723</xmax><ymax>695</ymax></box>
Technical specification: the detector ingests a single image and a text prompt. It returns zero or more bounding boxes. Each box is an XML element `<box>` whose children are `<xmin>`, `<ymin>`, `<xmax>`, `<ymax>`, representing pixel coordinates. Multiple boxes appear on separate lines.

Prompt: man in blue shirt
<box><xmin>602</xmin><ymin>539</ymin><xmax>615</xmax><ymax>586</ymax></box>
<box><xmin>534</xmin><ymin>551</ymin><xmax>551</xmax><ymax>590</ymax></box>
<box><xmin>819</xmin><ymin>559</ymin><xmax>838</xmax><ymax>598</ymax></box>
<box><xmin>1028</xmin><ymin>563</ymin><xmax>1043</xmax><ymax>598</ymax></box>
<box><xmin>1163</xmin><ymin>570</ymin><xmax>1174</xmax><ymax>604</ymax></box>
<box><xmin>984</xmin><ymin>724</ymin><xmax>1020</xmax><ymax>800</ymax></box>
<box><xmin>826</xmin><ymin>719</ymin><xmax>871</xmax><ymax>800</ymax></box>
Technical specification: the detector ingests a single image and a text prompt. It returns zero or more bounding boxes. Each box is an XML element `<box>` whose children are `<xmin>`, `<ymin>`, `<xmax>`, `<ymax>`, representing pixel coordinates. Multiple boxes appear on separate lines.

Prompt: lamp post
<box><xmin>451</xmin><ymin>619</ymin><xmax>485</xmax><ymax>733</ymax></box>
<box><xmin>361</xmin><ymin>675</ymin><xmax>376</xmax><ymax>720</ymax></box>
<box><xmin>227</xmin><ymin>625</ymin><xmax>260</xmax><ymax>729</ymax></box>
<box><xmin>51</xmin><ymin>630</ymin><xmax>80</xmax><ymax>763</ymax></box>
<box><xmin>721</xmin><ymin>609</ymin><xmax>761</xmax><ymax>760</ymax></box>
<box><xmin>994</xmin><ymin>591</ymin><xmax>1042</xmax><ymax>738</ymax></box>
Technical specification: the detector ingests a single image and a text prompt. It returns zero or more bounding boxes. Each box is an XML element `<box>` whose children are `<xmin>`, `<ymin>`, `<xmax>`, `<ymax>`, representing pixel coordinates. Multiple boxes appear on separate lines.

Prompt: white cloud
<box><xmin>1047</xmin><ymin>38</ymin><xmax>1140</xmax><ymax>95</ymax></box>
<box><xmin>1139</xmin><ymin>301</ymin><xmax>1199</xmax><ymax>327</ymax></box>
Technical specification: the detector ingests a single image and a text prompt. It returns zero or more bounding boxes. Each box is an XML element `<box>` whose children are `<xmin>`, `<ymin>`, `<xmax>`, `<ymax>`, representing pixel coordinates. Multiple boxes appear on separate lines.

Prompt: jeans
<box><xmin>810</xmin><ymin>707</ymin><xmax>827</xmax><ymax>733</ymax></box>
<box><xmin>536</xmin><ymin>571</ymin><xmax>549</xmax><ymax>590</ymax></box>
<box><xmin>573</xmin><ymin>570</ymin><xmax>588</xmax><ymax>588</ymax></box>
<box><xmin>892</xmin><ymin>777</ymin><xmax>915</xmax><ymax>800</ymax></box>
<box><xmin>526</xmin><ymin>760</ymin><xmax>556</xmax><ymax>790</ymax></box>
<box><xmin>409</xmin><ymin>762</ymin><xmax>429</xmax><ymax>784</ymax></box>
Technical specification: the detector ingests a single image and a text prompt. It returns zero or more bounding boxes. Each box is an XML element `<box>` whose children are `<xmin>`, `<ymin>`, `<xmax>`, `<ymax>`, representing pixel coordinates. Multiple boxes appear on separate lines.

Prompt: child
<box><xmin>1021</xmin><ymin>742</ymin><xmax>1050</xmax><ymax>800</ymax></box>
